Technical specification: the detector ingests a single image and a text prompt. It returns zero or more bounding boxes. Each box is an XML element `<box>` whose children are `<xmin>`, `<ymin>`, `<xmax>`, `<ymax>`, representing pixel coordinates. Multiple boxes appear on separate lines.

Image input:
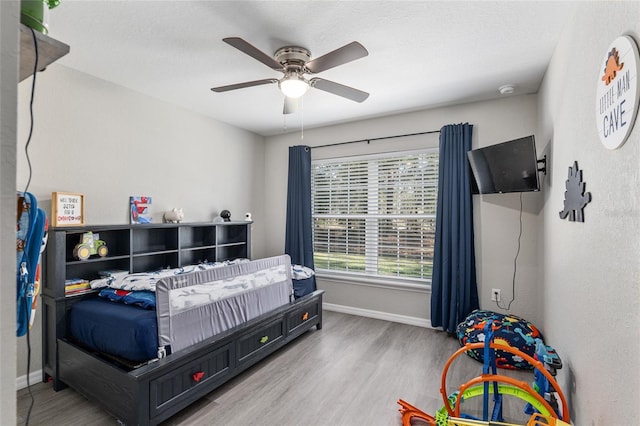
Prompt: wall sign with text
<box><xmin>596</xmin><ymin>35</ymin><xmax>640</xmax><ymax>150</ymax></box>
<box><xmin>52</xmin><ymin>192</ymin><xmax>85</xmax><ymax>226</ymax></box>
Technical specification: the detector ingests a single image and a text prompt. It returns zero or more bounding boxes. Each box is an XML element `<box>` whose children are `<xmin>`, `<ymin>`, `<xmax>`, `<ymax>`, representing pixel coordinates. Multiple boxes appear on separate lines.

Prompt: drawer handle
<box><xmin>302</xmin><ymin>312</ymin><xmax>309</xmax><ymax>321</ymax></box>
<box><xmin>192</xmin><ymin>371</ymin><xmax>205</xmax><ymax>383</ymax></box>
<box><xmin>260</xmin><ymin>336</ymin><xmax>269</xmax><ymax>344</ymax></box>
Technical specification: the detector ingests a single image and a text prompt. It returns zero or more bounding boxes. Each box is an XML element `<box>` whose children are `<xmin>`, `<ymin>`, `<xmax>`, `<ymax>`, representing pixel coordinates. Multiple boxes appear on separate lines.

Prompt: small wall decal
<box><xmin>559</xmin><ymin>161</ymin><xmax>591</xmax><ymax>222</ymax></box>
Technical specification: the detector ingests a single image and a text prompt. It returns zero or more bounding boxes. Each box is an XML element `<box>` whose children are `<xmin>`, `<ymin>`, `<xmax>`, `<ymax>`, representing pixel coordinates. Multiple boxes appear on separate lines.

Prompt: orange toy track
<box><xmin>440</xmin><ymin>342</ymin><xmax>570</xmax><ymax>423</ymax></box>
<box><xmin>397</xmin><ymin>339</ymin><xmax>570</xmax><ymax>425</ymax></box>
<box><xmin>398</xmin><ymin>398</ymin><xmax>436</xmax><ymax>426</ymax></box>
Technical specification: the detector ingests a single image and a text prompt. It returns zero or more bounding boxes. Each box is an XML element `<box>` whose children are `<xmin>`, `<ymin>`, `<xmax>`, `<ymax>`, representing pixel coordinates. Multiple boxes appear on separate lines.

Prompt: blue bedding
<box><xmin>69</xmin><ymin>298</ymin><xmax>158</xmax><ymax>362</ymax></box>
<box><xmin>293</xmin><ymin>276</ymin><xmax>316</xmax><ymax>298</ymax></box>
<box><xmin>98</xmin><ymin>288</ymin><xmax>156</xmax><ymax>309</ymax></box>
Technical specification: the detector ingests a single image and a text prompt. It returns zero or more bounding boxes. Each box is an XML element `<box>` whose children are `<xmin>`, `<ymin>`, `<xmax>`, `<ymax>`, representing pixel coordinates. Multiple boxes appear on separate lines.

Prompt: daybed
<box><xmin>42</xmin><ymin>223</ymin><xmax>323</xmax><ymax>426</ymax></box>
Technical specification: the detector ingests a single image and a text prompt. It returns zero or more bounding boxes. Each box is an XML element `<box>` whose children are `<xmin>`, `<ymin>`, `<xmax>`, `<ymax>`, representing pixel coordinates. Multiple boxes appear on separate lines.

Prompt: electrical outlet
<box><xmin>491</xmin><ymin>288</ymin><xmax>501</xmax><ymax>302</ymax></box>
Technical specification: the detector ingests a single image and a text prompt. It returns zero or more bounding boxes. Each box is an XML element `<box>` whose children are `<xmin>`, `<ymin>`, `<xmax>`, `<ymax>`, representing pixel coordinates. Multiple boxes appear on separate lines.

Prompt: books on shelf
<box><xmin>65</xmin><ymin>278</ymin><xmax>92</xmax><ymax>296</ymax></box>
<box><xmin>130</xmin><ymin>196</ymin><xmax>152</xmax><ymax>224</ymax></box>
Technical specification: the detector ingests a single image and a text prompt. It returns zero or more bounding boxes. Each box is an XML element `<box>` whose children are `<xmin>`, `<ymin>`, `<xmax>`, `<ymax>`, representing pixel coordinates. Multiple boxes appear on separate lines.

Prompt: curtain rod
<box><xmin>310</xmin><ymin>129</ymin><xmax>441</xmax><ymax>149</ymax></box>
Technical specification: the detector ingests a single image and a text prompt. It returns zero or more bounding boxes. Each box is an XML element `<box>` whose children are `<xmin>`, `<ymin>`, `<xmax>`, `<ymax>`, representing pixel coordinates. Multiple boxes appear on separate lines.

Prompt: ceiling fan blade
<box><xmin>305</xmin><ymin>41</ymin><xmax>368</xmax><ymax>74</ymax></box>
<box><xmin>223</xmin><ymin>37</ymin><xmax>283</xmax><ymax>70</ymax></box>
<box><xmin>211</xmin><ymin>78</ymin><xmax>278</xmax><ymax>93</ymax></box>
<box><xmin>283</xmin><ymin>97</ymin><xmax>299</xmax><ymax>115</ymax></box>
<box><xmin>310</xmin><ymin>78</ymin><xmax>369</xmax><ymax>103</ymax></box>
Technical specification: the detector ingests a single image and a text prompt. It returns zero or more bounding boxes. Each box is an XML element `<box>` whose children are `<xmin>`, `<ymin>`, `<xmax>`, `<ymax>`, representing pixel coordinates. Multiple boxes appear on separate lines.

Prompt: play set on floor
<box><xmin>397</xmin><ymin>310</ymin><xmax>571</xmax><ymax>426</ymax></box>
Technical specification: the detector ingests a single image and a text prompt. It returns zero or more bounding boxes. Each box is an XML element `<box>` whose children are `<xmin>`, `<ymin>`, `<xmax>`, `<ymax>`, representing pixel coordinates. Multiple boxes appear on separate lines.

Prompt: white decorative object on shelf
<box><xmin>163</xmin><ymin>208</ymin><xmax>184</xmax><ymax>223</ymax></box>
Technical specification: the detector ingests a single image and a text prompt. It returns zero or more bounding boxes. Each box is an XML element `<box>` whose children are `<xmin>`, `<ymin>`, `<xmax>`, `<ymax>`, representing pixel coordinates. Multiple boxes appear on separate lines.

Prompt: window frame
<box><xmin>311</xmin><ymin>148</ymin><xmax>439</xmax><ymax>289</ymax></box>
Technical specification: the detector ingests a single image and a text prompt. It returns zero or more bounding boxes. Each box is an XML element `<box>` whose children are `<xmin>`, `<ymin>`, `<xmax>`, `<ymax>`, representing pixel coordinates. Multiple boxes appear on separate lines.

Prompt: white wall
<box><xmin>15</xmin><ymin>64</ymin><xmax>266</xmax><ymax>378</ymax></box>
<box><xmin>264</xmin><ymin>94</ymin><xmax>544</xmax><ymax>326</ymax></box>
<box><xmin>1</xmin><ymin>1</ymin><xmax>19</xmax><ymax>423</ymax></box>
<box><xmin>538</xmin><ymin>2</ymin><xmax>640</xmax><ymax>424</ymax></box>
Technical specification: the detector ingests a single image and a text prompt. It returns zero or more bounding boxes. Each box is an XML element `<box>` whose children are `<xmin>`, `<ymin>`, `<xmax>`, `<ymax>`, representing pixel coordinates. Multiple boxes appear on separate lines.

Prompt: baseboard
<box><xmin>16</xmin><ymin>370</ymin><xmax>42</xmax><ymax>390</ymax></box>
<box><xmin>323</xmin><ymin>303</ymin><xmax>433</xmax><ymax>328</ymax></box>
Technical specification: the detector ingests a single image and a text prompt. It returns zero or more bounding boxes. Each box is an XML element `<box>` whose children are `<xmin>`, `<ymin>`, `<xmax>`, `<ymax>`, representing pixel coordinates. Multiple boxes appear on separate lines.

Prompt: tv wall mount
<box><xmin>537</xmin><ymin>155</ymin><xmax>547</xmax><ymax>175</ymax></box>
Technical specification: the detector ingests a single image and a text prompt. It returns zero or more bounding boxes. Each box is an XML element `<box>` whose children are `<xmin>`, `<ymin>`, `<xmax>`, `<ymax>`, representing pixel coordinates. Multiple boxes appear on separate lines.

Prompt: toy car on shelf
<box><xmin>73</xmin><ymin>231</ymin><xmax>108</xmax><ymax>260</ymax></box>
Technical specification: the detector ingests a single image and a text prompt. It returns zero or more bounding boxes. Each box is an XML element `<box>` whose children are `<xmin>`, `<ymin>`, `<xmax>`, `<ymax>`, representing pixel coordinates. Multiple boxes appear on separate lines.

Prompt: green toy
<box><xmin>73</xmin><ymin>232</ymin><xmax>108</xmax><ymax>261</ymax></box>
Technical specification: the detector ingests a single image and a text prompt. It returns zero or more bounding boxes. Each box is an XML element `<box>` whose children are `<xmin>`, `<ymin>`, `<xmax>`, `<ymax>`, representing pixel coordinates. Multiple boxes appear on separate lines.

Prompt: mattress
<box><xmin>69</xmin><ymin>298</ymin><xmax>158</xmax><ymax>362</ymax></box>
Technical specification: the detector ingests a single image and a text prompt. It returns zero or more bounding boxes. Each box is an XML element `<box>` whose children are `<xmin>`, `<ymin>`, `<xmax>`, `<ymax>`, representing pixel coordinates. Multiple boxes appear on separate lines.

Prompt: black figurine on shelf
<box><xmin>220</xmin><ymin>210</ymin><xmax>231</xmax><ymax>222</ymax></box>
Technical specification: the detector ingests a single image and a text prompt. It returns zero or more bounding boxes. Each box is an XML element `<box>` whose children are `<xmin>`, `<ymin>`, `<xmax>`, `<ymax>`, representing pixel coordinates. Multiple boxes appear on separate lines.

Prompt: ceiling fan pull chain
<box><xmin>300</xmin><ymin>97</ymin><xmax>304</xmax><ymax>140</ymax></box>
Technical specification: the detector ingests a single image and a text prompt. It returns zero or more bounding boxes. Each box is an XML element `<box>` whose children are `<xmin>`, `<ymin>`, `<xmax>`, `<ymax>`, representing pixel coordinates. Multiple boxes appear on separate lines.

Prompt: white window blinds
<box><xmin>311</xmin><ymin>149</ymin><xmax>439</xmax><ymax>282</ymax></box>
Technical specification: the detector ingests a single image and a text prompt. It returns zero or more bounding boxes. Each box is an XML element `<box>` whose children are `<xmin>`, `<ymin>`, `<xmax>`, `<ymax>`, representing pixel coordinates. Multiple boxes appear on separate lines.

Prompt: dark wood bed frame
<box><xmin>42</xmin><ymin>223</ymin><xmax>323</xmax><ymax>425</ymax></box>
<box><xmin>56</xmin><ymin>290</ymin><xmax>323</xmax><ymax>425</ymax></box>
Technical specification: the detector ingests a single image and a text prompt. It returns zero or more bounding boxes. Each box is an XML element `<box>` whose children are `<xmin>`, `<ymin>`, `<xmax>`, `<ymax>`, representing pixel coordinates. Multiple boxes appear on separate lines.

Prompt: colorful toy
<box><xmin>397</xmin><ymin>323</ymin><xmax>570</xmax><ymax>426</ymax></box>
<box><xmin>73</xmin><ymin>231</ymin><xmax>108</xmax><ymax>260</ymax></box>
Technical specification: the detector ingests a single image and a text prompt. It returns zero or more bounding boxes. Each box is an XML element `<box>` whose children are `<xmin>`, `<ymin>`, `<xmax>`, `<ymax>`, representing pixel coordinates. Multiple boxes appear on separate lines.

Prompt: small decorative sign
<box><xmin>595</xmin><ymin>35</ymin><xmax>640</xmax><ymax>149</ymax></box>
<box><xmin>559</xmin><ymin>162</ymin><xmax>591</xmax><ymax>222</ymax></box>
<box><xmin>130</xmin><ymin>196</ymin><xmax>152</xmax><ymax>224</ymax></box>
<box><xmin>52</xmin><ymin>192</ymin><xmax>85</xmax><ymax>227</ymax></box>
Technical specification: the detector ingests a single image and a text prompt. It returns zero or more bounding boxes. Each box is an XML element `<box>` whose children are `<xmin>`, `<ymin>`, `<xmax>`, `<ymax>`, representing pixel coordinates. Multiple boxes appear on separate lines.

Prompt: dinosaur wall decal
<box><xmin>601</xmin><ymin>47</ymin><xmax>624</xmax><ymax>86</ymax></box>
<box><xmin>559</xmin><ymin>161</ymin><xmax>591</xmax><ymax>222</ymax></box>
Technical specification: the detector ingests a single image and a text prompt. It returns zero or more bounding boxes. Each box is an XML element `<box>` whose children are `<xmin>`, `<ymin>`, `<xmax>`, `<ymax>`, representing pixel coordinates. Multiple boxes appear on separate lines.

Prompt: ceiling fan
<box><xmin>211</xmin><ymin>37</ymin><xmax>369</xmax><ymax>114</ymax></box>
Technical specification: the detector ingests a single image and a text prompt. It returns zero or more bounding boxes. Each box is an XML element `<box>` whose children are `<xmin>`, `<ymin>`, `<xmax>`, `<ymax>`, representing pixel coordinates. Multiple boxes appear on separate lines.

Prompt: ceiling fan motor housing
<box><xmin>275</xmin><ymin>46</ymin><xmax>311</xmax><ymax>73</ymax></box>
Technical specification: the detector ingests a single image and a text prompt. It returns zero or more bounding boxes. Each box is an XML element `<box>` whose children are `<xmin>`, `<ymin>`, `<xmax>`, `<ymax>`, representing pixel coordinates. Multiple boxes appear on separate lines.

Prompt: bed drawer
<box><xmin>236</xmin><ymin>318</ymin><xmax>285</xmax><ymax>365</ymax></box>
<box><xmin>150</xmin><ymin>343</ymin><xmax>232</xmax><ymax>417</ymax></box>
<box><xmin>287</xmin><ymin>297</ymin><xmax>321</xmax><ymax>336</ymax></box>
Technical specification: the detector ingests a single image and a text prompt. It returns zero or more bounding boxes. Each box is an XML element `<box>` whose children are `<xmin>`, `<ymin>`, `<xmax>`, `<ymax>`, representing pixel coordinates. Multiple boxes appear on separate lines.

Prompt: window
<box><xmin>311</xmin><ymin>149</ymin><xmax>439</xmax><ymax>283</ymax></box>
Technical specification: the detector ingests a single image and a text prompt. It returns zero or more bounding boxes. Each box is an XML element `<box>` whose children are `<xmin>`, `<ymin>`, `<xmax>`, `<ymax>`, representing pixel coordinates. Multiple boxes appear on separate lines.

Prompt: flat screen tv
<box><xmin>467</xmin><ymin>135</ymin><xmax>540</xmax><ymax>194</ymax></box>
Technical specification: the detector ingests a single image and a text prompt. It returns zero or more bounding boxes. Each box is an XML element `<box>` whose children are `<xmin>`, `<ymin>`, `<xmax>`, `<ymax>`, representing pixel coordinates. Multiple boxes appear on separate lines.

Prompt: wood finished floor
<box><xmin>17</xmin><ymin>311</ymin><xmax>532</xmax><ymax>425</ymax></box>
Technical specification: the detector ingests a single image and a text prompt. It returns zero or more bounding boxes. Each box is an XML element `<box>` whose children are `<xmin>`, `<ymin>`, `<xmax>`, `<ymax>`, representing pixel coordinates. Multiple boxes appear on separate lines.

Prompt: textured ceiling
<box><xmin>47</xmin><ymin>1</ymin><xmax>577</xmax><ymax>136</ymax></box>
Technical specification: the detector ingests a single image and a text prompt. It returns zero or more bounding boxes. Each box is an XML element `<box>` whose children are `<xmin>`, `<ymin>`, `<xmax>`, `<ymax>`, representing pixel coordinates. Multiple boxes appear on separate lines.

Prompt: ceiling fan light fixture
<box><xmin>279</xmin><ymin>74</ymin><xmax>309</xmax><ymax>98</ymax></box>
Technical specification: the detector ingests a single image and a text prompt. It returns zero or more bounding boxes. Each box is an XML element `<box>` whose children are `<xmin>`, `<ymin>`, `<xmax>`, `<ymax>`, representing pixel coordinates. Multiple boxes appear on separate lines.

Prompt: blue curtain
<box><xmin>285</xmin><ymin>145</ymin><xmax>316</xmax><ymax>295</ymax></box>
<box><xmin>430</xmin><ymin>123</ymin><xmax>478</xmax><ymax>333</ymax></box>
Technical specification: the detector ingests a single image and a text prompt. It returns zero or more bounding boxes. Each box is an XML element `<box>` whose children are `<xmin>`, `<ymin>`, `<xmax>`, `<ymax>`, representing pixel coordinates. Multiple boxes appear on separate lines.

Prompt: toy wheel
<box><xmin>97</xmin><ymin>244</ymin><xmax>108</xmax><ymax>257</ymax></box>
<box><xmin>74</xmin><ymin>244</ymin><xmax>91</xmax><ymax>260</ymax></box>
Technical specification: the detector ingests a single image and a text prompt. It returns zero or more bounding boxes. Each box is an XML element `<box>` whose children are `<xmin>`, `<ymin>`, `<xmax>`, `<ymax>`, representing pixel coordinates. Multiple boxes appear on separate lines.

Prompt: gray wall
<box><xmin>1</xmin><ymin>1</ymin><xmax>19</xmax><ymax>423</ymax></box>
<box><xmin>264</xmin><ymin>94</ymin><xmax>543</xmax><ymax>326</ymax></box>
<box><xmin>538</xmin><ymin>2</ymin><xmax>640</xmax><ymax>424</ymax></box>
<box><xmin>15</xmin><ymin>64</ymin><xmax>267</xmax><ymax>379</ymax></box>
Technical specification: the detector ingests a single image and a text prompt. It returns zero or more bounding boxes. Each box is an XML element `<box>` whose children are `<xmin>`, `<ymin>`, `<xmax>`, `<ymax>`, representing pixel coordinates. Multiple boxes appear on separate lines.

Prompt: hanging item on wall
<box><xmin>51</xmin><ymin>191</ymin><xmax>84</xmax><ymax>227</ymax></box>
<box><xmin>559</xmin><ymin>161</ymin><xmax>591</xmax><ymax>222</ymax></box>
<box><xmin>595</xmin><ymin>35</ymin><xmax>640</xmax><ymax>150</ymax></box>
<box><xmin>130</xmin><ymin>196</ymin><xmax>152</xmax><ymax>224</ymax></box>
